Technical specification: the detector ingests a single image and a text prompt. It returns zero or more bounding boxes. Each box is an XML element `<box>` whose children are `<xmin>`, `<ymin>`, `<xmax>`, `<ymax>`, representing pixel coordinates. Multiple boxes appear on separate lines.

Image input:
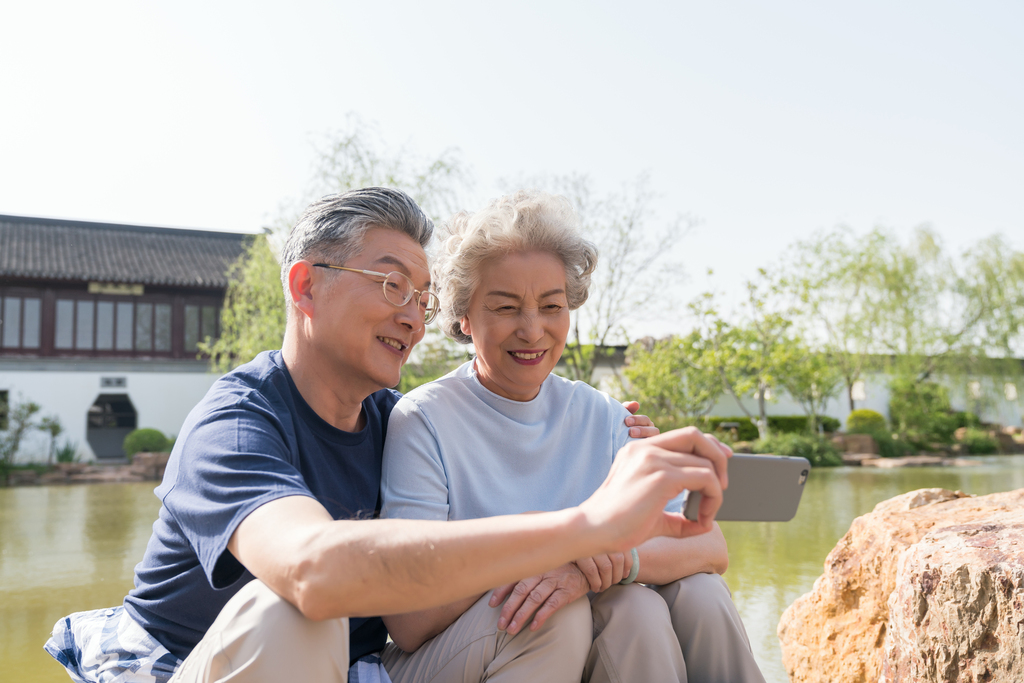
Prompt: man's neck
<box><xmin>282</xmin><ymin>335</ymin><xmax>372</xmax><ymax>433</ymax></box>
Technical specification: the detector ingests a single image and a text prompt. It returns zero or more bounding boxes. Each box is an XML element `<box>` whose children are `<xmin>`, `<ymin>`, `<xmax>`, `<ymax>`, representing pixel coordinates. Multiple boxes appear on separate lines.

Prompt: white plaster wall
<box><xmin>0</xmin><ymin>367</ymin><xmax>221</xmax><ymax>463</ymax></box>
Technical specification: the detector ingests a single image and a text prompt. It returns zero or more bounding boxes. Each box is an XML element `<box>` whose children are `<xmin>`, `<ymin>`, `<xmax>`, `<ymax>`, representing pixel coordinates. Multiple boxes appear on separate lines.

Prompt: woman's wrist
<box><xmin>619</xmin><ymin>547</ymin><xmax>641</xmax><ymax>584</ymax></box>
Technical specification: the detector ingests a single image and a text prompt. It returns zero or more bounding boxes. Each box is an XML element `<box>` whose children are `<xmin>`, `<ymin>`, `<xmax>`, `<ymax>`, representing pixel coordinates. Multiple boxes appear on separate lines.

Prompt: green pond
<box><xmin>3</xmin><ymin>457</ymin><xmax>1024</xmax><ymax>683</ymax></box>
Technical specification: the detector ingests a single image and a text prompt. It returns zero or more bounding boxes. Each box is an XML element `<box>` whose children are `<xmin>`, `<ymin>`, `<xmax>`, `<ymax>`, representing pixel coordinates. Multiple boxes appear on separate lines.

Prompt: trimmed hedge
<box><xmin>706</xmin><ymin>415</ymin><xmax>841</xmax><ymax>441</ymax></box>
<box><xmin>122</xmin><ymin>428</ymin><xmax>170</xmax><ymax>458</ymax></box>
<box><xmin>847</xmin><ymin>409</ymin><xmax>887</xmax><ymax>433</ymax></box>
<box><xmin>752</xmin><ymin>433</ymin><xmax>843</xmax><ymax>467</ymax></box>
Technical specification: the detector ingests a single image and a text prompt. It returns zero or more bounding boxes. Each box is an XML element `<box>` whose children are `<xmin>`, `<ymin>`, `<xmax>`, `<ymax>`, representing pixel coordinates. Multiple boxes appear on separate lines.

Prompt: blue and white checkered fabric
<box><xmin>44</xmin><ymin>606</ymin><xmax>180</xmax><ymax>683</ymax></box>
<box><xmin>44</xmin><ymin>606</ymin><xmax>392</xmax><ymax>683</ymax></box>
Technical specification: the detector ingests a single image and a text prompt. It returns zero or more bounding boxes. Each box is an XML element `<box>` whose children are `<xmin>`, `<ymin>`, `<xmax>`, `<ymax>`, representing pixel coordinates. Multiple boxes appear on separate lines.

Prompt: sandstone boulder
<box><xmin>778</xmin><ymin>488</ymin><xmax>1024</xmax><ymax>683</ymax></box>
<box><xmin>882</xmin><ymin>511</ymin><xmax>1024</xmax><ymax>682</ymax></box>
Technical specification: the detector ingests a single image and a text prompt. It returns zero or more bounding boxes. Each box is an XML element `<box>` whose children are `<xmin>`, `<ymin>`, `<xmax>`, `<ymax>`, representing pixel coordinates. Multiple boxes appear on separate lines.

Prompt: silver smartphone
<box><xmin>681</xmin><ymin>454</ymin><xmax>810</xmax><ymax>522</ymax></box>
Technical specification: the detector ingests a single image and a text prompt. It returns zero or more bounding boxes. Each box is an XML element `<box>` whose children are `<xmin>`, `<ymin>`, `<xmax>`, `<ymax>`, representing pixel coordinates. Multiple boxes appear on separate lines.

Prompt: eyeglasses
<box><xmin>312</xmin><ymin>263</ymin><xmax>441</xmax><ymax>324</ymax></box>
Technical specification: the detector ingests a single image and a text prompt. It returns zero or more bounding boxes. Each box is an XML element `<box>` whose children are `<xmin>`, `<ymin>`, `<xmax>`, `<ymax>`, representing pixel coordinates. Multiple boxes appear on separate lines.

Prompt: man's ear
<box><xmin>459</xmin><ymin>316</ymin><xmax>472</xmax><ymax>338</ymax></box>
<box><xmin>288</xmin><ymin>261</ymin><xmax>316</xmax><ymax>320</ymax></box>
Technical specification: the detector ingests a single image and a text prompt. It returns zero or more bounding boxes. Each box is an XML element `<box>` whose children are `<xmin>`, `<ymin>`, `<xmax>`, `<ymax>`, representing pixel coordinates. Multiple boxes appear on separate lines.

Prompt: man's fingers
<box><xmin>528</xmin><ymin>590</ymin><xmax>571</xmax><ymax>632</ymax></box>
<box><xmin>574</xmin><ymin>557</ymin><xmax>602</xmax><ymax>592</ymax></box>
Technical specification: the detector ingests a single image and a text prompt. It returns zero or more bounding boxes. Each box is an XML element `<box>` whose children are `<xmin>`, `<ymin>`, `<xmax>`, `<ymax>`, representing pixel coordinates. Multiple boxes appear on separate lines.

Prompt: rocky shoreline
<box><xmin>3</xmin><ymin>452</ymin><xmax>169</xmax><ymax>486</ymax></box>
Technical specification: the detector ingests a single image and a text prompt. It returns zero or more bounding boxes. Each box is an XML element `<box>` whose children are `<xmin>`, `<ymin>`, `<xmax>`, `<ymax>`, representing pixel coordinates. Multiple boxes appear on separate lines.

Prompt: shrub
<box><xmin>847</xmin><ymin>409</ymin><xmax>887</xmax><ymax>434</ymax></box>
<box><xmin>752</xmin><ymin>433</ymin><xmax>843</xmax><ymax>467</ymax></box>
<box><xmin>888</xmin><ymin>378</ymin><xmax>958</xmax><ymax>444</ymax></box>
<box><xmin>705</xmin><ymin>415</ymin><xmax>841</xmax><ymax>441</ymax></box>
<box><xmin>961</xmin><ymin>428</ymin><xmax>999</xmax><ymax>455</ymax></box>
<box><xmin>122</xmin><ymin>428</ymin><xmax>170</xmax><ymax>458</ymax></box>
<box><xmin>55</xmin><ymin>441</ymin><xmax>78</xmax><ymax>463</ymax></box>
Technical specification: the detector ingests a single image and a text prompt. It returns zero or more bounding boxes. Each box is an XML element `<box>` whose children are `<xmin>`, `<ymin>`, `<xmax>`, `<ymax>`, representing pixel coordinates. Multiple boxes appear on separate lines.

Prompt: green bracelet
<box><xmin>619</xmin><ymin>548</ymin><xmax>640</xmax><ymax>585</ymax></box>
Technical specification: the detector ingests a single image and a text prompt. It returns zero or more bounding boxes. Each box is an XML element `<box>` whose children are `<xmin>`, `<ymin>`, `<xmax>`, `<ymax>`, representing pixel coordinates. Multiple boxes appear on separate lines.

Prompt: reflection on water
<box><xmin>722</xmin><ymin>455</ymin><xmax>1024</xmax><ymax>683</ymax></box>
<box><xmin>2</xmin><ymin>459</ymin><xmax>1023</xmax><ymax>683</ymax></box>
<box><xmin>0</xmin><ymin>483</ymin><xmax>160</xmax><ymax>683</ymax></box>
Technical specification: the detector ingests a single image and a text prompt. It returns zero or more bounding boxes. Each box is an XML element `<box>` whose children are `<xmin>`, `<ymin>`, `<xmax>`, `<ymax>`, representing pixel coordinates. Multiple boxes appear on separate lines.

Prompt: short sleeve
<box><xmin>380</xmin><ymin>398</ymin><xmax>451</xmax><ymax>521</ymax></box>
<box><xmin>160</xmin><ymin>399</ymin><xmax>316</xmax><ymax>588</ymax></box>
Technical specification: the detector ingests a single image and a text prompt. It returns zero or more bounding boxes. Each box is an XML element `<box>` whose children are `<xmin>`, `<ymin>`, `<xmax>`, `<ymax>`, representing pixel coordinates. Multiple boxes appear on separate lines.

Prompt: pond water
<box><xmin>3</xmin><ymin>457</ymin><xmax>1024</xmax><ymax>683</ymax></box>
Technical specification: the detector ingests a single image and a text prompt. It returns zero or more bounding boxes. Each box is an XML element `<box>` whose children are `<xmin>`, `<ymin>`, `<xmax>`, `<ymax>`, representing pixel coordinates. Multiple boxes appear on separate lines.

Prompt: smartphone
<box><xmin>680</xmin><ymin>454</ymin><xmax>810</xmax><ymax>522</ymax></box>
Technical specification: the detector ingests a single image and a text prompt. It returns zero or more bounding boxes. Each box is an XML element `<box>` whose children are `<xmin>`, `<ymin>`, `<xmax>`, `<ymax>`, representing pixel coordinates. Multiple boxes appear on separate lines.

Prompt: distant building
<box><xmin>0</xmin><ymin>215</ymin><xmax>249</xmax><ymax>461</ymax></box>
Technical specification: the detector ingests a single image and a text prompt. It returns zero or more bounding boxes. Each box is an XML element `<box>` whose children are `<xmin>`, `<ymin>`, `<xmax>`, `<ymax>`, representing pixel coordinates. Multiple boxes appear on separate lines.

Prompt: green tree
<box><xmin>622</xmin><ymin>333</ymin><xmax>722</xmax><ymax>429</ymax></box>
<box><xmin>689</xmin><ymin>271</ymin><xmax>795</xmax><ymax>440</ymax></box>
<box><xmin>206</xmin><ymin>115</ymin><xmax>473</xmax><ymax>375</ymax></box>
<box><xmin>776</xmin><ymin>344</ymin><xmax>844</xmax><ymax>433</ymax></box>
<box><xmin>784</xmin><ymin>227</ymin><xmax>879</xmax><ymax>411</ymax></box>
<box><xmin>0</xmin><ymin>398</ymin><xmax>41</xmax><ymax>465</ymax></box>
<box><xmin>200</xmin><ymin>233</ymin><xmax>287</xmax><ymax>373</ymax></box>
<box><xmin>513</xmin><ymin>173</ymin><xmax>692</xmax><ymax>385</ymax></box>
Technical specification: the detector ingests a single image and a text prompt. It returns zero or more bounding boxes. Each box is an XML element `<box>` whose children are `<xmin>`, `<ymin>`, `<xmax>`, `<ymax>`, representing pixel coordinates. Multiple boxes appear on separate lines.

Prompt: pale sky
<box><xmin>2</xmin><ymin>1</ymin><xmax>1021</xmax><ymax>336</ymax></box>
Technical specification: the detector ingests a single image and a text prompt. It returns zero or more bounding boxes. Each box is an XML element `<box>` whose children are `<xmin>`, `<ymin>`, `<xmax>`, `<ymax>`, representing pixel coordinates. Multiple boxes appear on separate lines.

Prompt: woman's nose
<box><xmin>516</xmin><ymin>311</ymin><xmax>543</xmax><ymax>341</ymax></box>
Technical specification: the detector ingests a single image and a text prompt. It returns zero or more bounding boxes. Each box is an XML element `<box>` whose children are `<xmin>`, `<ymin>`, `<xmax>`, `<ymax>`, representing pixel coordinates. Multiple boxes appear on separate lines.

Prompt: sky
<box><xmin>2</xmin><ymin>0</ymin><xmax>1022</xmax><ymax>337</ymax></box>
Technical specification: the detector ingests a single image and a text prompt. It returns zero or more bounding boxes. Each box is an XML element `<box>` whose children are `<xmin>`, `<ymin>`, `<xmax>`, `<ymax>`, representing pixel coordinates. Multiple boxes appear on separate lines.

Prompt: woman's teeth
<box><xmin>510</xmin><ymin>351</ymin><xmax>543</xmax><ymax>360</ymax></box>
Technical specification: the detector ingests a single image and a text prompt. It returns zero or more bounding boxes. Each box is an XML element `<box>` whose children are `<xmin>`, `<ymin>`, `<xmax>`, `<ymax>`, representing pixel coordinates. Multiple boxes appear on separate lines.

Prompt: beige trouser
<box><xmin>382</xmin><ymin>592</ymin><xmax>593</xmax><ymax>683</ymax></box>
<box><xmin>587</xmin><ymin>573</ymin><xmax>765</xmax><ymax>683</ymax></box>
<box><xmin>170</xmin><ymin>579</ymin><xmax>350</xmax><ymax>683</ymax></box>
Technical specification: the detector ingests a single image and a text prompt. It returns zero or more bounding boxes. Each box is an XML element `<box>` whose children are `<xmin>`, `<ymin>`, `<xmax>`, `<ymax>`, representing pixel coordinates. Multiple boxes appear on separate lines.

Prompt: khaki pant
<box><xmin>170</xmin><ymin>579</ymin><xmax>350</xmax><ymax>683</ymax></box>
<box><xmin>587</xmin><ymin>573</ymin><xmax>765</xmax><ymax>683</ymax></box>
<box><xmin>168</xmin><ymin>574</ymin><xmax>764</xmax><ymax>683</ymax></box>
<box><xmin>382</xmin><ymin>592</ymin><xmax>593</xmax><ymax>683</ymax></box>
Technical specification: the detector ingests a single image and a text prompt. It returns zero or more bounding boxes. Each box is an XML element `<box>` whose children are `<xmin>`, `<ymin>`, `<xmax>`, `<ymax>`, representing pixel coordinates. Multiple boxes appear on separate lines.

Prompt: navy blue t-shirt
<box><xmin>124</xmin><ymin>350</ymin><xmax>399</xmax><ymax>664</ymax></box>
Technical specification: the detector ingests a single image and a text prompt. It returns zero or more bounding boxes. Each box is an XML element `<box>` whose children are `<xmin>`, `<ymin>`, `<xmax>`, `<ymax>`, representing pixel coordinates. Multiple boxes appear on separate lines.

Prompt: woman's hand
<box><xmin>622</xmin><ymin>401</ymin><xmax>659</xmax><ymax>438</ymax></box>
<box><xmin>488</xmin><ymin>562</ymin><xmax>592</xmax><ymax>635</ymax></box>
<box><xmin>573</xmin><ymin>552</ymin><xmax>633</xmax><ymax>592</ymax></box>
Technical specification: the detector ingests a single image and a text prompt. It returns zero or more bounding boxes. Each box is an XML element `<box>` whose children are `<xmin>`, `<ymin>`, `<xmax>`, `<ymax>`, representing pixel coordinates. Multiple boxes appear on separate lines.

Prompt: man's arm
<box><xmin>227</xmin><ymin>427</ymin><xmax>726</xmax><ymax>621</ymax></box>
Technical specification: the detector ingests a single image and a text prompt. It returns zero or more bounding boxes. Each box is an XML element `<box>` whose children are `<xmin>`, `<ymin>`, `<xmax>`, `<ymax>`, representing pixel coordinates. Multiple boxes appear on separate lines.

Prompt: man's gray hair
<box><xmin>279</xmin><ymin>187</ymin><xmax>434</xmax><ymax>308</ymax></box>
<box><xmin>434</xmin><ymin>190</ymin><xmax>598</xmax><ymax>344</ymax></box>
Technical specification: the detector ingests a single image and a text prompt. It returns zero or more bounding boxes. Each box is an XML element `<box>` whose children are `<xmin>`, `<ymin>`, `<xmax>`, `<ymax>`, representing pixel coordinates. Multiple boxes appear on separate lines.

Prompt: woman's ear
<box><xmin>460</xmin><ymin>316</ymin><xmax>472</xmax><ymax>338</ymax></box>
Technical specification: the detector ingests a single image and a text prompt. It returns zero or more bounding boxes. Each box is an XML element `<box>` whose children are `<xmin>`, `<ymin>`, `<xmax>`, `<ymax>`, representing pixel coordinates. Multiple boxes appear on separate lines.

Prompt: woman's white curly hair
<box><xmin>433</xmin><ymin>190</ymin><xmax>599</xmax><ymax>344</ymax></box>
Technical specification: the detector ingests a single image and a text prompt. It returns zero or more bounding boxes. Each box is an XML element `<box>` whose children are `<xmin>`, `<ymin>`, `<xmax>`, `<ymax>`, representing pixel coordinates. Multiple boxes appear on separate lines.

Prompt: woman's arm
<box><xmin>636</xmin><ymin>522</ymin><xmax>729</xmax><ymax>584</ymax></box>
<box><xmin>383</xmin><ymin>594</ymin><xmax>484</xmax><ymax>652</ymax></box>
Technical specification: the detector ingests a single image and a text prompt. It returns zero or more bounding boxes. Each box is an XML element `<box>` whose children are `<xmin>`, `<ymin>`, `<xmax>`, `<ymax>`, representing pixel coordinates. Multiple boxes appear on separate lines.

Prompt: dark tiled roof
<box><xmin>0</xmin><ymin>215</ymin><xmax>250</xmax><ymax>288</ymax></box>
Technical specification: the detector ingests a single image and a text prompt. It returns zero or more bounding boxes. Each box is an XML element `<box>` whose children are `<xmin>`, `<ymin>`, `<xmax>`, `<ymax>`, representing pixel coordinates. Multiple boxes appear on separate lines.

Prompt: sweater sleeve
<box><xmin>380</xmin><ymin>397</ymin><xmax>451</xmax><ymax>521</ymax></box>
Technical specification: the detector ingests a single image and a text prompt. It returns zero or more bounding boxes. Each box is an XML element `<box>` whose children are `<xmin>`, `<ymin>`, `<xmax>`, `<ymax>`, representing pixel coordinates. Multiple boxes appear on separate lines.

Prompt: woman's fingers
<box><xmin>489</xmin><ymin>582</ymin><xmax>517</xmax><ymax>608</ymax></box>
<box><xmin>497</xmin><ymin>575</ymin><xmax>544</xmax><ymax>630</ymax></box>
<box><xmin>609</xmin><ymin>552</ymin><xmax>627</xmax><ymax>585</ymax></box>
<box><xmin>505</xmin><ymin>577</ymin><xmax>558</xmax><ymax>635</ymax></box>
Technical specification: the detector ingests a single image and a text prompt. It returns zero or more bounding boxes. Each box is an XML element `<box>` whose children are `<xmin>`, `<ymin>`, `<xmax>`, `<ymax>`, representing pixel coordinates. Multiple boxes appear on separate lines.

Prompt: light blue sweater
<box><xmin>380</xmin><ymin>361</ymin><xmax>635</xmax><ymax>521</ymax></box>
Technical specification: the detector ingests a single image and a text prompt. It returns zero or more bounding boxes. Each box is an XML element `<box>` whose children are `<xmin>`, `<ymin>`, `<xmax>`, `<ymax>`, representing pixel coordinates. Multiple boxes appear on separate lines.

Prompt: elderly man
<box><xmin>46</xmin><ymin>188</ymin><xmax>730</xmax><ymax>683</ymax></box>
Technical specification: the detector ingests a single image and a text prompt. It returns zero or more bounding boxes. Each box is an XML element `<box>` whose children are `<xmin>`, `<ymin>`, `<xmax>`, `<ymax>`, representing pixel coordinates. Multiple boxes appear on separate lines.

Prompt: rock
<box><xmin>131</xmin><ymin>451</ymin><xmax>170</xmax><ymax>480</ymax></box>
<box><xmin>882</xmin><ymin>510</ymin><xmax>1024</xmax><ymax>682</ymax></box>
<box><xmin>833</xmin><ymin>433</ymin><xmax>878</xmax><ymax>454</ymax></box>
<box><xmin>994</xmin><ymin>432</ymin><xmax>1018</xmax><ymax>454</ymax></box>
<box><xmin>778</xmin><ymin>488</ymin><xmax>1024</xmax><ymax>683</ymax></box>
<box><xmin>732</xmin><ymin>441</ymin><xmax>753</xmax><ymax>454</ymax></box>
<box><xmin>6</xmin><ymin>469</ymin><xmax>39</xmax><ymax>485</ymax></box>
<box><xmin>841</xmin><ymin>453</ymin><xmax>876</xmax><ymax>466</ymax></box>
<box><xmin>860</xmin><ymin>456</ymin><xmax>980</xmax><ymax>468</ymax></box>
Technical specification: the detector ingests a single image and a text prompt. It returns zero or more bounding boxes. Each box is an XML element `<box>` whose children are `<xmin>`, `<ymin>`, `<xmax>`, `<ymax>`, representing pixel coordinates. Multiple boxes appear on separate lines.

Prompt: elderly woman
<box><xmin>379</xmin><ymin>191</ymin><xmax>765</xmax><ymax>683</ymax></box>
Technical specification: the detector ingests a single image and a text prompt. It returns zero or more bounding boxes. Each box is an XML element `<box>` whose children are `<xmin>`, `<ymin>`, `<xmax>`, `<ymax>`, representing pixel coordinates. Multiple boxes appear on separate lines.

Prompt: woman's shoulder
<box><xmin>544</xmin><ymin>373</ymin><xmax>630</xmax><ymax>416</ymax></box>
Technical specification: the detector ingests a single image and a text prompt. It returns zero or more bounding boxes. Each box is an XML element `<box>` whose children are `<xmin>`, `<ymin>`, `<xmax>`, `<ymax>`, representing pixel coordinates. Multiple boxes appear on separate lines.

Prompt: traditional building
<box><xmin>0</xmin><ymin>214</ymin><xmax>248</xmax><ymax>461</ymax></box>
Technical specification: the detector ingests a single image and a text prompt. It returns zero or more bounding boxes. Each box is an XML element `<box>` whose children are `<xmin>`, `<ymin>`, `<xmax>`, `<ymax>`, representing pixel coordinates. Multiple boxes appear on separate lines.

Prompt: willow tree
<box><xmin>204</xmin><ymin>115</ymin><xmax>473</xmax><ymax>375</ymax></box>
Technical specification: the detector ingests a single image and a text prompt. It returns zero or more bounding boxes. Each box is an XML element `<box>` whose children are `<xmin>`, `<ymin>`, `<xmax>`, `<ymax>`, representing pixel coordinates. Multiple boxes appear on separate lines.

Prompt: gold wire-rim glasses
<box><xmin>312</xmin><ymin>263</ymin><xmax>441</xmax><ymax>324</ymax></box>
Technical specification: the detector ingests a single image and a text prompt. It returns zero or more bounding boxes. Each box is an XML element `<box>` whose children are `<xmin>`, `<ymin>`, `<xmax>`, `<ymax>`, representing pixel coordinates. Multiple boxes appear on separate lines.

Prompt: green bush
<box><xmin>961</xmin><ymin>428</ymin><xmax>999</xmax><ymax>455</ymax></box>
<box><xmin>122</xmin><ymin>428</ymin><xmax>170</xmax><ymax>458</ymax></box>
<box><xmin>866</xmin><ymin>429</ymin><xmax>916</xmax><ymax>458</ymax></box>
<box><xmin>888</xmin><ymin>378</ymin><xmax>959</xmax><ymax>445</ymax></box>
<box><xmin>847</xmin><ymin>409</ymin><xmax>887</xmax><ymax>434</ymax></box>
<box><xmin>752</xmin><ymin>433</ymin><xmax>843</xmax><ymax>467</ymax></box>
<box><xmin>55</xmin><ymin>441</ymin><xmax>78</xmax><ymax>463</ymax></box>
<box><xmin>705</xmin><ymin>415</ymin><xmax>841</xmax><ymax>441</ymax></box>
